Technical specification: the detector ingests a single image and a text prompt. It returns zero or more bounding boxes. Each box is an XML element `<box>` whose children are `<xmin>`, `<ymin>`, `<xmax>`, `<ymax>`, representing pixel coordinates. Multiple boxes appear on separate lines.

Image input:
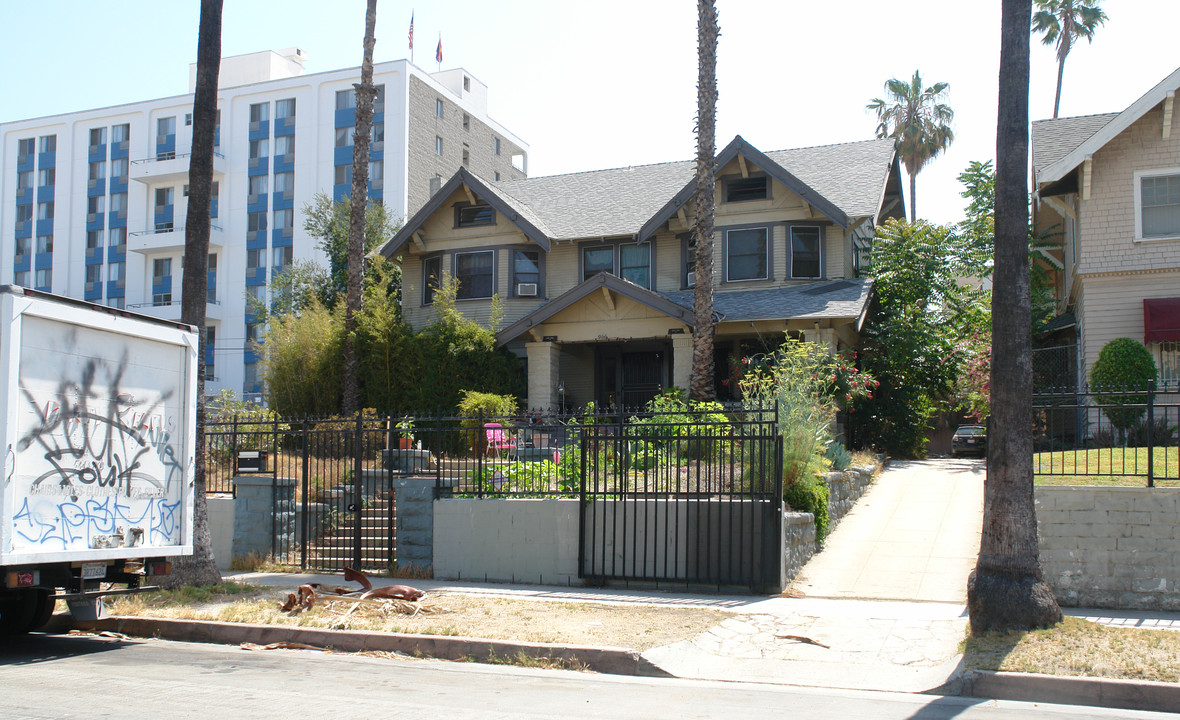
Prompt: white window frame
<box><xmin>1133</xmin><ymin>168</ymin><xmax>1180</xmax><ymax>242</ymax></box>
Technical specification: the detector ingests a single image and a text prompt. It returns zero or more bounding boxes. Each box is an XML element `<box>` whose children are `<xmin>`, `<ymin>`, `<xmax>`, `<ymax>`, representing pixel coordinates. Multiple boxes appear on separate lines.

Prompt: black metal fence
<box><xmin>1032</xmin><ymin>381</ymin><xmax>1180</xmax><ymax>486</ymax></box>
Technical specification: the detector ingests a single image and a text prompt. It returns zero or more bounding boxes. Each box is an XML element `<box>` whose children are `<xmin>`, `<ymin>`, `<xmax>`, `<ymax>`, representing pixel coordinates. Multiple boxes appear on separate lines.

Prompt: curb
<box><xmin>82</xmin><ymin>616</ymin><xmax>672</xmax><ymax>678</ymax></box>
<box><xmin>961</xmin><ymin>670</ymin><xmax>1180</xmax><ymax>714</ymax></box>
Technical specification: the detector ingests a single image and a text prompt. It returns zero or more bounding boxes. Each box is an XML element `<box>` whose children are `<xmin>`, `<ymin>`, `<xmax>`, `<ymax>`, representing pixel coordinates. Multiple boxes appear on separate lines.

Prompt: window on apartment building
<box><xmin>109</xmin><ymin>227</ymin><xmax>126</xmax><ymax>248</ymax></box>
<box><xmin>37</xmin><ymin>202</ymin><xmax>53</xmax><ymax>220</ymax></box>
<box><xmin>204</xmin><ymin>327</ymin><xmax>216</xmax><ymax>380</ymax></box>
<box><xmin>157</xmin><ymin>117</ymin><xmax>175</xmax><ymax>137</ymax></box>
<box><xmin>14</xmin><ymin>237</ymin><xmax>30</xmax><ymax>257</ymax></box>
<box><xmin>86</xmin><ymin>264</ymin><xmax>103</xmax><ymax>285</ymax></box>
<box><xmin>455</xmin><ymin>250</ymin><xmax>494</xmax><ymax>300</ymax></box>
<box><xmin>249</xmin><ymin>138</ymin><xmax>269</xmax><ymax>159</ymax></box>
<box><xmin>110</xmin><ymin>158</ymin><xmax>128</xmax><ymax>178</ymax></box>
<box><xmin>455</xmin><ymin>201</ymin><xmax>494</xmax><ymax>228</ymax></box>
<box><xmin>274</xmin><ymin>171</ymin><xmax>294</xmax><ymax>194</ymax></box>
<box><xmin>335</xmin><ymin>127</ymin><xmax>353</xmax><ymax>148</ymax></box>
<box><xmin>246</xmin><ymin>249</ymin><xmax>264</xmax><ymax>270</ymax></box>
<box><xmin>790</xmin><ymin>226</ymin><xmax>822</xmax><ymax>279</ymax></box>
<box><xmin>494</xmin><ymin>137</ymin><xmax>501</xmax><ymax>156</ymax></box>
<box><xmin>111</xmin><ymin>124</ymin><xmax>129</xmax><ymax>144</ymax></box>
<box><xmin>1137</xmin><ymin>171</ymin><xmax>1180</xmax><ymax>239</ymax></box>
<box><xmin>462</xmin><ymin>149</ymin><xmax>470</xmax><ymax>166</ymax></box>
<box><xmin>35</xmin><ymin>269</ymin><xmax>51</xmax><ymax>289</ymax></box>
<box><xmin>463</xmin><ymin>76</ymin><xmax>471</xmax><ymax>92</ymax></box>
<box><xmin>248</xmin><ymin>175</ymin><xmax>268</xmax><ymax>198</ymax></box>
<box><xmin>274</xmin><ymin>208</ymin><xmax>294</xmax><ymax>233</ymax></box>
<box><xmin>725</xmin><ymin>227</ymin><xmax>770</xmax><ymax>282</ymax></box>
<box><xmin>39</xmin><ymin>135</ymin><xmax>56</xmax><ymax>153</ymax></box>
<box><xmin>272</xmin><ymin>246</ymin><xmax>293</xmax><ymax>275</ymax></box>
<box><xmin>14</xmin><ymin>271</ymin><xmax>30</xmax><ymax>286</ymax></box>
<box><xmin>184</xmin><ymin>113</ymin><xmax>192</xmax><ymax>126</ymax></box>
<box><xmin>18</xmin><ymin>138</ymin><xmax>35</xmax><ymax>158</ymax></box>
<box><xmin>335</xmin><ymin>164</ymin><xmax>353</xmax><ymax>186</ymax></box>
<box><xmin>109</xmin><ymin>297</ymin><xmax>125</xmax><ymax>310</ymax></box>
<box><xmin>246</xmin><ymin>284</ymin><xmax>265</xmax><ymax>308</ymax></box>
<box><xmin>435</xmin><ymin>98</ymin><xmax>444</xmax><ymax>118</ymax></box>
<box><xmin>17</xmin><ymin>170</ymin><xmax>32</xmax><ymax>190</ymax></box>
<box><xmin>369</xmin><ymin>160</ymin><xmax>383</xmax><ymax>189</ymax></box>
<box><xmin>247</xmin><ymin>212</ymin><xmax>267</xmax><ymax>233</ymax></box>
<box><xmin>36</xmin><ymin>235</ymin><xmax>53</xmax><ymax>254</ymax></box>
<box><xmin>494</xmin><ymin>172</ymin><xmax>500</xmax><ymax>182</ymax></box>
<box><xmin>725</xmin><ymin>175</ymin><xmax>769</xmax><ymax>203</ymax></box>
<box><xmin>89</xmin><ymin>127</ymin><xmax>107</xmax><ymax>146</ymax></box>
<box><xmin>153</xmin><ymin>258</ymin><xmax>171</xmax><ymax>280</ymax></box>
<box><xmin>435</xmin><ymin>137</ymin><xmax>443</xmax><ymax>156</ymax></box>
<box><xmin>275</xmin><ymin>98</ymin><xmax>296</xmax><ymax>119</ymax></box>
<box><xmin>371</xmin><ymin>123</ymin><xmax>384</xmax><ymax>145</ymax></box>
<box><xmin>109</xmin><ymin>193</ymin><xmax>127</xmax><ymax>214</ymax></box>
<box><xmin>155</xmin><ymin>187</ymin><xmax>174</xmax><ymax>208</ymax></box>
<box><xmin>110</xmin><ymin>264</ymin><xmax>124</xmax><ymax>284</ymax></box>
<box><xmin>39</xmin><ymin>168</ymin><xmax>55</xmax><ymax>186</ymax></box>
<box><xmin>462</xmin><ymin>113</ymin><xmax>470</xmax><ymax>130</ymax></box>
<box><xmin>249</xmin><ymin>102</ymin><xmax>269</xmax><ymax>123</ymax></box>
<box><xmin>87</xmin><ymin>230</ymin><xmax>103</xmax><ymax>249</ymax></box>
<box><xmin>336</xmin><ymin>88</ymin><xmax>356</xmax><ymax>110</ymax></box>
<box><xmin>375</xmin><ymin>84</ymin><xmax>385</xmax><ymax>112</ymax></box>
<box><xmin>245</xmin><ymin>322</ymin><xmax>261</xmax><ymax>343</ymax></box>
<box><xmin>275</xmin><ymin>135</ymin><xmax>294</xmax><ymax>158</ymax></box>
<box><xmin>89</xmin><ymin>161</ymin><xmax>105</xmax><ymax>181</ymax></box>
<box><xmin>16</xmin><ymin>205</ymin><xmax>33</xmax><ymax>224</ymax></box>
<box><xmin>512</xmin><ymin>250</ymin><xmax>541</xmax><ymax>297</ymax></box>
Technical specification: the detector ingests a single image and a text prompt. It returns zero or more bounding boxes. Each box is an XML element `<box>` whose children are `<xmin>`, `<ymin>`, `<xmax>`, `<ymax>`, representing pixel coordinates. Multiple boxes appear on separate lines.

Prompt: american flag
<box><xmin>436</xmin><ymin>37</ymin><xmax>443</xmax><ymax>64</ymax></box>
<box><xmin>408</xmin><ymin>12</ymin><xmax>414</xmax><ymax>50</ymax></box>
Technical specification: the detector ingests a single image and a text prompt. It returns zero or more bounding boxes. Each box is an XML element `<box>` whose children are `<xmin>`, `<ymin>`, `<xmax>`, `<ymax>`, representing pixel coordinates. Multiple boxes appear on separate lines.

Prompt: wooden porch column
<box><xmin>526</xmin><ymin>341</ymin><xmax>561</xmax><ymax>412</ymax></box>
<box><xmin>671</xmin><ymin>335</ymin><xmax>694</xmax><ymax>393</ymax></box>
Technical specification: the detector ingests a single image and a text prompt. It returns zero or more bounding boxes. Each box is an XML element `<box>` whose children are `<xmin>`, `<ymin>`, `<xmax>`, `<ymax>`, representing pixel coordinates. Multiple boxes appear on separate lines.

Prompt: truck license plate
<box><xmin>81</xmin><ymin>562</ymin><xmax>107</xmax><ymax>580</ymax></box>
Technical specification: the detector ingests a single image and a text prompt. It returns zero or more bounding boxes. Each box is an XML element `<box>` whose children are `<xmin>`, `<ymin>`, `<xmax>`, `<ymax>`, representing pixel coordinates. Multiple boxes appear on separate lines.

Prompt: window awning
<box><xmin>1144</xmin><ymin>297</ymin><xmax>1180</xmax><ymax>343</ymax></box>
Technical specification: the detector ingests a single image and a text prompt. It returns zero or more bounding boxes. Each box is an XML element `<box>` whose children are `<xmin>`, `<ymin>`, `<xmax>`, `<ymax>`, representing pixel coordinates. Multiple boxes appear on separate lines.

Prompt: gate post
<box><xmin>300</xmin><ymin>418</ymin><xmax>310</xmax><ymax>569</ymax></box>
<box><xmin>1147</xmin><ymin>379</ymin><xmax>1156</xmax><ymax>488</ymax></box>
<box><xmin>353</xmin><ymin>410</ymin><xmax>364</xmax><ymax>569</ymax></box>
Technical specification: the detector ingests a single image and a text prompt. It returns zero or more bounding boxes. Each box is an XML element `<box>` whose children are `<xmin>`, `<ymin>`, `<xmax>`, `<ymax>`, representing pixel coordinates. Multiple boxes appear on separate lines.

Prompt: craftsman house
<box><xmin>1032</xmin><ymin>67</ymin><xmax>1180</xmax><ymax>389</ymax></box>
<box><xmin>380</xmin><ymin>135</ymin><xmax>904</xmax><ymax>410</ymax></box>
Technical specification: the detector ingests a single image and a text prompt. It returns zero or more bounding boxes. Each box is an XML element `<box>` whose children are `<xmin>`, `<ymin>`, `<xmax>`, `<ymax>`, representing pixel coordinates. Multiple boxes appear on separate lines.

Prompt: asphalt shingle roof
<box><xmin>1031</xmin><ymin>113</ymin><xmax>1118</xmax><ymax>177</ymax></box>
<box><xmin>661</xmin><ymin>277</ymin><xmax>873</xmax><ymax>323</ymax></box>
<box><xmin>490</xmin><ymin>138</ymin><xmax>896</xmax><ymax>241</ymax></box>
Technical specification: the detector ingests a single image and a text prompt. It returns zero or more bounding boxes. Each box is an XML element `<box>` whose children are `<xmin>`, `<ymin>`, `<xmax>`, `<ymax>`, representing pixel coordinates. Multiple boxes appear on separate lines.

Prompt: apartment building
<box><xmin>0</xmin><ymin>48</ymin><xmax>528</xmax><ymax>397</ymax></box>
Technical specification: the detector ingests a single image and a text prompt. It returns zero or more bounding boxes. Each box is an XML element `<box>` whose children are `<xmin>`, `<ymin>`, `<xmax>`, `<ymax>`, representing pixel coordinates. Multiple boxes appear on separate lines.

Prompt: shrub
<box><xmin>205</xmin><ymin>390</ymin><xmax>285</xmax><ymax>464</ymax></box>
<box><xmin>1126</xmin><ymin>418</ymin><xmax>1178</xmax><ymax>447</ymax></box>
<box><xmin>1090</xmin><ymin>338</ymin><xmax>1157</xmax><ymax>435</ymax></box>
<box><xmin>260</xmin><ymin>297</ymin><xmax>343</xmax><ymax>416</ymax></box>
<box><xmin>825</xmin><ymin>441</ymin><xmax>853</xmax><ymax>472</ymax></box>
<box><xmin>628</xmin><ymin>389</ymin><xmax>731</xmax><ymax>461</ymax></box>
<box><xmin>784</xmin><ymin>473</ymin><xmax>831</xmax><ymax>544</ymax></box>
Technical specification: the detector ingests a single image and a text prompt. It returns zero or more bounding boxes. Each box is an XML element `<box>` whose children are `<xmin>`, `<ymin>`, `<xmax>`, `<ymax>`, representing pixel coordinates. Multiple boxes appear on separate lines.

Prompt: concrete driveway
<box><xmin>791</xmin><ymin>458</ymin><xmax>985</xmax><ymax>602</ymax></box>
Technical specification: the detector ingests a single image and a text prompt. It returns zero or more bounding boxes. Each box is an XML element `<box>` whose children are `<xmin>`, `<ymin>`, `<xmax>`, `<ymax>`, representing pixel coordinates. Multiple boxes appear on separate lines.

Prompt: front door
<box><xmin>596</xmin><ymin>345</ymin><xmax>667</xmax><ymax>410</ymax></box>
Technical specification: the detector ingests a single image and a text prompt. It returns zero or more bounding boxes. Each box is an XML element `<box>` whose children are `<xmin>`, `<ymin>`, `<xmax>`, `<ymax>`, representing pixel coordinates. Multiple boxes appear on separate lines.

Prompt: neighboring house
<box><xmin>380</xmin><ymin>135</ymin><xmax>904</xmax><ymax>410</ymax></box>
<box><xmin>0</xmin><ymin>48</ymin><xmax>527</xmax><ymax>399</ymax></box>
<box><xmin>1032</xmin><ymin>66</ymin><xmax>1180</xmax><ymax>390</ymax></box>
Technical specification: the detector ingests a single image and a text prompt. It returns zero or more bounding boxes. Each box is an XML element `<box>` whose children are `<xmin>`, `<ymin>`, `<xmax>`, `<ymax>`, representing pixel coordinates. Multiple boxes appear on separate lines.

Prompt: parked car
<box><xmin>951</xmin><ymin>425</ymin><xmax>987</xmax><ymax>458</ymax></box>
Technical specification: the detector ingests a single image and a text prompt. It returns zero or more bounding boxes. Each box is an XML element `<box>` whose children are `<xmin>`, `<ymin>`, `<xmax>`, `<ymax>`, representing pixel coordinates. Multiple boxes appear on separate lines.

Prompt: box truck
<box><xmin>0</xmin><ymin>286</ymin><xmax>198</xmax><ymax>634</ymax></box>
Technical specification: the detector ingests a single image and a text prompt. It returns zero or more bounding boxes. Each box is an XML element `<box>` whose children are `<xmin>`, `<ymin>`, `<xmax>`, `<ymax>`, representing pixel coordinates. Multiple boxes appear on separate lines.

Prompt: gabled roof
<box><xmin>380</xmin><ymin>167</ymin><xmax>553</xmax><ymax>258</ymax></box>
<box><xmin>496</xmin><ymin>272</ymin><xmax>696</xmax><ymax>346</ymax></box>
<box><xmin>380</xmin><ymin>137</ymin><xmax>901</xmax><ymax>259</ymax></box>
<box><xmin>1031</xmin><ymin>113</ymin><xmax>1118</xmax><ymax>178</ymax></box>
<box><xmin>1034</xmin><ymin>66</ymin><xmax>1180</xmax><ymax>184</ymax></box>
<box><xmin>638</xmin><ymin>136</ymin><xmax>857</xmax><ymax>241</ymax></box>
<box><xmin>662</xmin><ymin>277</ymin><xmax>874</xmax><ymax>329</ymax></box>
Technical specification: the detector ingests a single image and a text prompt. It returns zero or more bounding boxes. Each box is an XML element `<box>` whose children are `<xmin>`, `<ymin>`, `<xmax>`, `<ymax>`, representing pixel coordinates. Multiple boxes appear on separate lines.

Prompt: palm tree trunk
<box><xmin>966</xmin><ymin>0</ymin><xmax>1062</xmax><ymax>633</ymax></box>
<box><xmin>908</xmin><ymin>171</ymin><xmax>917</xmax><ymax>222</ymax></box>
<box><xmin>689</xmin><ymin>0</ymin><xmax>718</xmax><ymax>402</ymax></box>
<box><xmin>343</xmin><ymin>0</ymin><xmax>378</xmax><ymax>415</ymax></box>
<box><xmin>166</xmin><ymin>0</ymin><xmax>223</xmax><ymax>588</ymax></box>
<box><xmin>1052</xmin><ymin>55</ymin><xmax>1065</xmax><ymax>119</ymax></box>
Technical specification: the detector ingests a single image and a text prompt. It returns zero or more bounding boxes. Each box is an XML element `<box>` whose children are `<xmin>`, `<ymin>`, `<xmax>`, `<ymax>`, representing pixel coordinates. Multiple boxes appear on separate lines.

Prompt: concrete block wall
<box><xmin>1037</xmin><ymin>486</ymin><xmax>1180</xmax><ymax>610</ymax></box>
<box><xmin>207</xmin><ymin>496</ymin><xmax>235</xmax><ymax>570</ymax></box>
<box><xmin>433</xmin><ymin>498</ymin><xmax>580</xmax><ymax>585</ymax></box>
<box><xmin>393</xmin><ymin>476</ymin><xmax>436</xmax><ymax>574</ymax></box>
<box><xmin>231</xmin><ymin>476</ymin><xmax>295</xmax><ymax>564</ymax></box>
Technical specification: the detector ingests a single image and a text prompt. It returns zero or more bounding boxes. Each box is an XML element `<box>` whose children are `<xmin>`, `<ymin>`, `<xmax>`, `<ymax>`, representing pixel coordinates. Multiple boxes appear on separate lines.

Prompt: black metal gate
<box><xmin>577</xmin><ymin>410</ymin><xmax>783</xmax><ymax>592</ymax></box>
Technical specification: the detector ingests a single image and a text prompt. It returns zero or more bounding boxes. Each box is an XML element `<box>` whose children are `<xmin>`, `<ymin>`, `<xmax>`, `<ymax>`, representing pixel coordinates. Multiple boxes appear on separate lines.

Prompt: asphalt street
<box><xmin>1</xmin><ymin>633</ymin><xmax>1173</xmax><ymax>720</ymax></box>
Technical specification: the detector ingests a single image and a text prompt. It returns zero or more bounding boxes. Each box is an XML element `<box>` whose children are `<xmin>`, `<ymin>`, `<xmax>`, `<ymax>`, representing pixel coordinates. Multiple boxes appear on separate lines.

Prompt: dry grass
<box><xmin>962</xmin><ymin>616</ymin><xmax>1180</xmax><ymax>683</ymax></box>
<box><xmin>108</xmin><ymin>584</ymin><xmax>726</xmax><ymax>651</ymax></box>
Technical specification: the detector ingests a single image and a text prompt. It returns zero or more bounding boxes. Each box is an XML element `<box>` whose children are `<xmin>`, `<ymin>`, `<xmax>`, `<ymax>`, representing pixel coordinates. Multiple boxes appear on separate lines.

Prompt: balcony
<box><xmin>129</xmin><ymin>223</ymin><xmax>223</xmax><ymax>254</ymax></box>
<box><xmin>127</xmin><ymin>298</ymin><xmax>224</xmax><ymax>322</ymax></box>
<box><xmin>130</xmin><ymin>152</ymin><xmax>225</xmax><ymax>184</ymax></box>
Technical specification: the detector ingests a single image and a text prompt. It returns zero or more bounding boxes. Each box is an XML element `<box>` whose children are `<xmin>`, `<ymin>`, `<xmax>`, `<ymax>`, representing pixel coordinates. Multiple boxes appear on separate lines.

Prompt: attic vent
<box><xmin>801</xmin><ymin>280</ymin><xmax>857</xmax><ymax>296</ymax></box>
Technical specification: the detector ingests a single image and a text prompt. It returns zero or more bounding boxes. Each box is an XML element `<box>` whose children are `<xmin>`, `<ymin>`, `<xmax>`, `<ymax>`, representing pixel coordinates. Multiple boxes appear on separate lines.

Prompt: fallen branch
<box><xmin>775</xmin><ymin>634</ymin><xmax>830</xmax><ymax>649</ymax></box>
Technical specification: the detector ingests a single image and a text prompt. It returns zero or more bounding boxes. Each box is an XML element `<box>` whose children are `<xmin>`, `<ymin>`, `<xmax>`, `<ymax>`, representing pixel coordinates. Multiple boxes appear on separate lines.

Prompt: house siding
<box><xmin>1076</xmin><ymin>271</ymin><xmax>1180</xmax><ymax>380</ymax></box>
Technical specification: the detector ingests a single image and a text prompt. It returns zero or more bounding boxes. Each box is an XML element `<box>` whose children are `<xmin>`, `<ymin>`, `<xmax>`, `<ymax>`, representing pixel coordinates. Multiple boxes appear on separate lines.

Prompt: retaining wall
<box><xmin>1036</xmin><ymin>486</ymin><xmax>1180</xmax><ymax>610</ymax></box>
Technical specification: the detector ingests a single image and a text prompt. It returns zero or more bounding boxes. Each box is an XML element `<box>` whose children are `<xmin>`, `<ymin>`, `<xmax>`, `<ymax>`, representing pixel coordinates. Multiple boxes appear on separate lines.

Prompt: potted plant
<box><xmin>395</xmin><ymin>415</ymin><xmax>415</xmax><ymax>450</ymax></box>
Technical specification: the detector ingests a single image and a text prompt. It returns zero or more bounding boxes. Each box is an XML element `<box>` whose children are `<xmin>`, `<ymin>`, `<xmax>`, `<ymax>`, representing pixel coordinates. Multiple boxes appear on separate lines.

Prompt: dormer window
<box><xmin>455</xmin><ymin>201</ymin><xmax>495</xmax><ymax>228</ymax></box>
<box><xmin>725</xmin><ymin>175</ymin><xmax>769</xmax><ymax>203</ymax></box>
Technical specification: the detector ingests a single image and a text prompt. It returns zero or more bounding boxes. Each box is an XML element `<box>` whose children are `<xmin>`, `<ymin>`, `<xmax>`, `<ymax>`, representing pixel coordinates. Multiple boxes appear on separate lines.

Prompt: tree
<box><xmin>301</xmin><ymin>191</ymin><xmax>400</xmax><ymax>305</ymax></box>
<box><xmin>342</xmin><ymin>0</ymin><xmax>379</xmax><ymax>416</ymax></box>
<box><xmin>1089</xmin><ymin>337</ymin><xmax>1157</xmax><ymax>438</ymax></box>
<box><xmin>1033</xmin><ymin>0</ymin><xmax>1108</xmax><ymax>118</ymax></box>
<box><xmin>868</xmin><ymin>71</ymin><xmax>955</xmax><ymax>222</ymax></box>
<box><xmin>166</xmin><ymin>0</ymin><xmax>223</xmax><ymax>588</ymax></box>
<box><xmin>967</xmin><ymin>0</ymin><xmax>1063</xmax><ymax>634</ymax></box>
<box><xmin>689</xmin><ymin>0</ymin><xmax>719</xmax><ymax>402</ymax></box>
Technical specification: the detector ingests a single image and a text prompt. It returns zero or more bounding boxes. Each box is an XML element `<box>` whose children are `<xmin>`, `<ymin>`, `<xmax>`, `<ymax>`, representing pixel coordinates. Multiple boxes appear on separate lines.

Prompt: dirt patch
<box><xmin>109</xmin><ymin>585</ymin><xmax>726</xmax><ymax>652</ymax></box>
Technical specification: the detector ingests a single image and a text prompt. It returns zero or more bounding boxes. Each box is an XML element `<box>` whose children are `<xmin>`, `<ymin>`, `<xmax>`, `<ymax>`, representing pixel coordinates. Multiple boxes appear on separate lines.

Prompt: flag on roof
<box><xmin>436</xmin><ymin>37</ymin><xmax>443</xmax><ymax>64</ymax></box>
<box><xmin>408</xmin><ymin>12</ymin><xmax>414</xmax><ymax>50</ymax></box>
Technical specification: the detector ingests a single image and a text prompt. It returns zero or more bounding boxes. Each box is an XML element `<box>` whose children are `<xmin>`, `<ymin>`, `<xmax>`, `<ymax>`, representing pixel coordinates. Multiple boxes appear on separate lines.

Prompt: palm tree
<box><xmin>343</xmin><ymin>0</ymin><xmax>379</xmax><ymax>415</ymax></box>
<box><xmin>167</xmin><ymin>0</ymin><xmax>224</xmax><ymax>588</ymax></box>
<box><xmin>867</xmin><ymin>71</ymin><xmax>955</xmax><ymax>222</ymax></box>
<box><xmin>1033</xmin><ymin>0</ymin><xmax>1107</xmax><ymax>118</ymax></box>
<box><xmin>966</xmin><ymin>0</ymin><xmax>1063</xmax><ymax>633</ymax></box>
<box><xmin>690</xmin><ymin>0</ymin><xmax>719</xmax><ymax>402</ymax></box>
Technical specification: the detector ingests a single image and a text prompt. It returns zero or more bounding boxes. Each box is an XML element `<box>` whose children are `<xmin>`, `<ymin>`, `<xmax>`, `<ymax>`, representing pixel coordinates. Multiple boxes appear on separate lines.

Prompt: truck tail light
<box><xmin>146</xmin><ymin>561</ymin><xmax>172</xmax><ymax>576</ymax></box>
<box><xmin>6</xmin><ymin>570</ymin><xmax>39</xmax><ymax>588</ymax></box>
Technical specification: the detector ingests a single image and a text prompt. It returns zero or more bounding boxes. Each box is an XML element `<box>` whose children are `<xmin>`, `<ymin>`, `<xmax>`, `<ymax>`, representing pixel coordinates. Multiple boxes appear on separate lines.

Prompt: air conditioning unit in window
<box><xmin>686</xmin><ymin>272</ymin><xmax>696</xmax><ymax>287</ymax></box>
<box><xmin>516</xmin><ymin>282</ymin><xmax>538</xmax><ymax>297</ymax></box>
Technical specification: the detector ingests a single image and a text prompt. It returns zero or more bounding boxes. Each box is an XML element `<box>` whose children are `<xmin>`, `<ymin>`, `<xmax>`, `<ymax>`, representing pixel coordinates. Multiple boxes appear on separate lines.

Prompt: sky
<box><xmin>1</xmin><ymin>1</ymin><xmax>1177</xmax><ymax>227</ymax></box>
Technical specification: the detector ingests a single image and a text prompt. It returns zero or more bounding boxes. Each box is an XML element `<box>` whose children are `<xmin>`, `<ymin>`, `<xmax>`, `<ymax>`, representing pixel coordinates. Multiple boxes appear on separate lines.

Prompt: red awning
<box><xmin>1144</xmin><ymin>298</ymin><xmax>1180</xmax><ymax>343</ymax></box>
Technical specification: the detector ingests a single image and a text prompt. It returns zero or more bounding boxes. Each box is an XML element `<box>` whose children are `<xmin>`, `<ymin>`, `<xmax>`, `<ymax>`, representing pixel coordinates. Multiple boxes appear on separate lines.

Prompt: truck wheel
<box><xmin>26</xmin><ymin>591</ymin><xmax>56</xmax><ymax>632</ymax></box>
<box><xmin>0</xmin><ymin>590</ymin><xmax>38</xmax><ymax>635</ymax></box>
